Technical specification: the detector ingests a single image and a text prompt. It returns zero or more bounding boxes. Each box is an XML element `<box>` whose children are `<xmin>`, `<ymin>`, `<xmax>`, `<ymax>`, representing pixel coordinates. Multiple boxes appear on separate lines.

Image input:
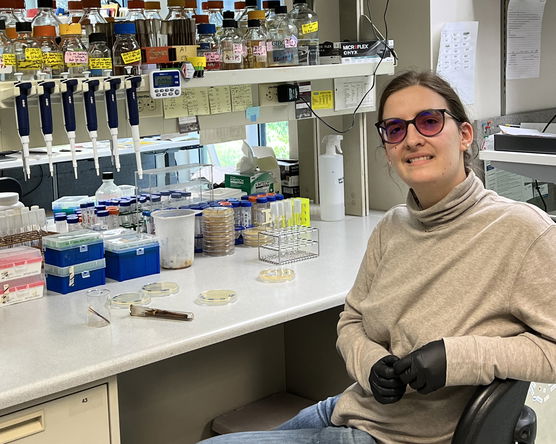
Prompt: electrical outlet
<box><xmin>258</xmin><ymin>83</ymin><xmax>281</xmax><ymax>106</ymax></box>
<box><xmin>137</xmin><ymin>93</ymin><xmax>164</xmax><ymax>118</ymax></box>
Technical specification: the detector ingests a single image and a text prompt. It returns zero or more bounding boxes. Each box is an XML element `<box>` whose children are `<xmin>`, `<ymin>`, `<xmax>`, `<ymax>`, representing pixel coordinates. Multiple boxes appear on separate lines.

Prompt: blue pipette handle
<box><xmin>104</xmin><ymin>77</ymin><xmax>121</xmax><ymax>129</ymax></box>
<box><xmin>61</xmin><ymin>79</ymin><xmax>78</xmax><ymax>132</ymax></box>
<box><xmin>14</xmin><ymin>82</ymin><xmax>32</xmax><ymax>137</ymax></box>
<box><xmin>83</xmin><ymin>79</ymin><xmax>99</xmax><ymax>132</ymax></box>
<box><xmin>126</xmin><ymin>76</ymin><xmax>142</xmax><ymax>126</ymax></box>
<box><xmin>38</xmin><ymin>81</ymin><xmax>55</xmax><ymax>135</ymax></box>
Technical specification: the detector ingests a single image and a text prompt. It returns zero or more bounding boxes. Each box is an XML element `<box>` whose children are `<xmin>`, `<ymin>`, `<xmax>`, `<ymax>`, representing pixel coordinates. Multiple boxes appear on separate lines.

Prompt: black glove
<box><xmin>369</xmin><ymin>355</ymin><xmax>407</xmax><ymax>404</ymax></box>
<box><xmin>393</xmin><ymin>339</ymin><xmax>447</xmax><ymax>395</ymax></box>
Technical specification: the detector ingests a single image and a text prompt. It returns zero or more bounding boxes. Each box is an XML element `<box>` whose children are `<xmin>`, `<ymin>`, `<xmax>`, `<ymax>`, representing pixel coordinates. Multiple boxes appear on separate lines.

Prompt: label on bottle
<box><xmin>89</xmin><ymin>57</ymin><xmax>113</xmax><ymax>69</ymax></box>
<box><xmin>121</xmin><ymin>49</ymin><xmax>142</xmax><ymax>65</ymax></box>
<box><xmin>2</xmin><ymin>53</ymin><xmax>16</xmax><ymax>66</ymax></box>
<box><xmin>223</xmin><ymin>50</ymin><xmax>242</xmax><ymax>64</ymax></box>
<box><xmin>205</xmin><ymin>52</ymin><xmax>221</xmax><ymax>62</ymax></box>
<box><xmin>301</xmin><ymin>21</ymin><xmax>319</xmax><ymax>35</ymax></box>
<box><xmin>18</xmin><ymin>60</ymin><xmax>42</xmax><ymax>70</ymax></box>
<box><xmin>233</xmin><ymin>43</ymin><xmax>244</xmax><ymax>55</ymax></box>
<box><xmin>43</xmin><ymin>52</ymin><xmax>64</xmax><ymax>67</ymax></box>
<box><xmin>65</xmin><ymin>51</ymin><xmax>88</xmax><ymax>66</ymax></box>
<box><xmin>252</xmin><ymin>44</ymin><xmax>267</xmax><ymax>56</ymax></box>
<box><xmin>285</xmin><ymin>35</ymin><xmax>298</xmax><ymax>48</ymax></box>
<box><xmin>25</xmin><ymin>48</ymin><xmax>43</xmax><ymax>61</ymax></box>
<box><xmin>0</xmin><ymin>55</ymin><xmax>13</xmax><ymax>74</ymax></box>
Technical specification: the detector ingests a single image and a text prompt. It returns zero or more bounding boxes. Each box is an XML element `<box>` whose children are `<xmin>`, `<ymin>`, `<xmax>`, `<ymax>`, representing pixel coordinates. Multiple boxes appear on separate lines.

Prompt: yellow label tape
<box><xmin>121</xmin><ymin>49</ymin><xmax>142</xmax><ymax>65</ymax></box>
<box><xmin>17</xmin><ymin>60</ymin><xmax>42</xmax><ymax>70</ymax></box>
<box><xmin>2</xmin><ymin>53</ymin><xmax>15</xmax><ymax>66</ymax></box>
<box><xmin>89</xmin><ymin>57</ymin><xmax>113</xmax><ymax>69</ymax></box>
<box><xmin>25</xmin><ymin>48</ymin><xmax>43</xmax><ymax>61</ymax></box>
<box><xmin>43</xmin><ymin>52</ymin><xmax>63</xmax><ymax>67</ymax></box>
<box><xmin>301</xmin><ymin>21</ymin><xmax>319</xmax><ymax>35</ymax></box>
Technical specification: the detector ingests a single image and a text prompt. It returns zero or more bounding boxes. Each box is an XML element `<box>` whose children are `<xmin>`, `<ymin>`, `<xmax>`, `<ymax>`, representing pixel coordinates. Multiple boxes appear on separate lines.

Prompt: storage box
<box><xmin>225</xmin><ymin>171</ymin><xmax>275</xmax><ymax>195</ymax></box>
<box><xmin>0</xmin><ymin>246</ymin><xmax>43</xmax><ymax>283</ymax></box>
<box><xmin>44</xmin><ymin>230</ymin><xmax>104</xmax><ymax>267</ymax></box>
<box><xmin>0</xmin><ymin>274</ymin><xmax>45</xmax><ymax>306</ymax></box>
<box><xmin>104</xmin><ymin>234</ymin><xmax>160</xmax><ymax>281</ymax></box>
<box><xmin>45</xmin><ymin>259</ymin><xmax>106</xmax><ymax>294</ymax></box>
<box><xmin>51</xmin><ymin>196</ymin><xmax>92</xmax><ymax>214</ymax></box>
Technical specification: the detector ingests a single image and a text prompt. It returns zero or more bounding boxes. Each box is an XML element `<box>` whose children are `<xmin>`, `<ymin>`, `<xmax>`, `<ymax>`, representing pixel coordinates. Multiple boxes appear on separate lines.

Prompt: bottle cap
<box><xmin>54</xmin><ymin>214</ymin><xmax>67</xmax><ymax>221</ymax></box>
<box><xmin>293</xmin><ymin>0</ymin><xmax>307</xmax><ymax>3</ymax></box>
<box><xmin>184</xmin><ymin>0</ymin><xmax>197</xmax><ymax>7</ymax></box>
<box><xmin>15</xmin><ymin>21</ymin><xmax>32</xmax><ymax>32</ymax></box>
<box><xmin>245</xmin><ymin>0</ymin><xmax>257</xmax><ymax>6</ymax></box>
<box><xmin>167</xmin><ymin>0</ymin><xmax>185</xmax><ymax>7</ymax></box>
<box><xmin>256</xmin><ymin>197</ymin><xmax>268</xmax><ymax>203</ymax></box>
<box><xmin>234</xmin><ymin>1</ymin><xmax>245</xmax><ymax>9</ymax></box>
<box><xmin>247</xmin><ymin>18</ymin><xmax>260</xmax><ymax>27</ymax></box>
<box><xmin>102</xmin><ymin>171</ymin><xmax>114</xmax><ymax>180</ymax></box>
<box><xmin>144</xmin><ymin>1</ymin><xmax>160</xmax><ymax>9</ymax></box>
<box><xmin>193</xmin><ymin>14</ymin><xmax>209</xmax><ymax>23</ymax></box>
<box><xmin>201</xmin><ymin>1</ymin><xmax>209</xmax><ymax>9</ymax></box>
<box><xmin>160</xmin><ymin>190</ymin><xmax>170</xmax><ymax>196</ymax></box>
<box><xmin>222</xmin><ymin>10</ymin><xmax>234</xmax><ymax>18</ymax></box>
<box><xmin>33</xmin><ymin>25</ymin><xmax>56</xmax><ymax>37</ymax></box>
<box><xmin>67</xmin><ymin>215</ymin><xmax>79</xmax><ymax>224</ymax></box>
<box><xmin>67</xmin><ymin>0</ymin><xmax>82</xmax><ymax>9</ymax></box>
<box><xmin>248</xmin><ymin>9</ymin><xmax>265</xmax><ymax>20</ymax></box>
<box><xmin>82</xmin><ymin>0</ymin><xmax>101</xmax><ymax>7</ymax></box>
<box><xmin>14</xmin><ymin>0</ymin><xmax>25</xmax><ymax>8</ymax></box>
<box><xmin>88</xmin><ymin>32</ymin><xmax>107</xmax><ymax>43</ymax></box>
<box><xmin>37</xmin><ymin>0</ymin><xmax>53</xmax><ymax>8</ymax></box>
<box><xmin>97</xmin><ymin>210</ymin><xmax>109</xmax><ymax>217</ymax></box>
<box><xmin>197</xmin><ymin>23</ymin><xmax>216</xmax><ymax>34</ymax></box>
<box><xmin>127</xmin><ymin>0</ymin><xmax>144</xmax><ymax>9</ymax></box>
<box><xmin>59</xmin><ymin>23</ymin><xmax>81</xmax><ymax>35</ymax></box>
<box><xmin>119</xmin><ymin>200</ymin><xmax>130</xmax><ymax>207</ymax></box>
<box><xmin>222</xmin><ymin>18</ymin><xmax>237</xmax><ymax>28</ymax></box>
<box><xmin>267</xmin><ymin>195</ymin><xmax>276</xmax><ymax>202</ymax></box>
<box><xmin>114</xmin><ymin>22</ymin><xmax>136</xmax><ymax>34</ymax></box>
<box><xmin>0</xmin><ymin>20</ymin><xmax>5</xmax><ymax>31</ymax></box>
<box><xmin>275</xmin><ymin>193</ymin><xmax>285</xmax><ymax>200</ymax></box>
<box><xmin>263</xmin><ymin>0</ymin><xmax>279</xmax><ymax>8</ymax></box>
<box><xmin>208</xmin><ymin>0</ymin><xmax>223</xmax><ymax>7</ymax></box>
<box><xmin>240</xmin><ymin>201</ymin><xmax>252</xmax><ymax>207</ymax></box>
<box><xmin>275</xmin><ymin>5</ymin><xmax>287</xmax><ymax>14</ymax></box>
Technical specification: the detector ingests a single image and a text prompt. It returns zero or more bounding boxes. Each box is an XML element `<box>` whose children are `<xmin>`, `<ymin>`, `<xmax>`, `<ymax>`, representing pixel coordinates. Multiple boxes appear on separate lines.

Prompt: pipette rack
<box><xmin>258</xmin><ymin>226</ymin><xmax>319</xmax><ymax>265</ymax></box>
<box><xmin>0</xmin><ymin>230</ymin><xmax>55</xmax><ymax>248</ymax></box>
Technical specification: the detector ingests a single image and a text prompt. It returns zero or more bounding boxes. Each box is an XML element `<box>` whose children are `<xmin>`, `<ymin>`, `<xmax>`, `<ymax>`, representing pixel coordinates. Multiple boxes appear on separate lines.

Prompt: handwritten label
<box><xmin>252</xmin><ymin>44</ymin><xmax>267</xmax><ymax>56</ymax></box>
<box><xmin>2</xmin><ymin>53</ymin><xmax>15</xmax><ymax>66</ymax></box>
<box><xmin>89</xmin><ymin>57</ymin><xmax>113</xmax><ymax>69</ymax></box>
<box><xmin>43</xmin><ymin>52</ymin><xmax>63</xmax><ymax>67</ymax></box>
<box><xmin>65</xmin><ymin>51</ymin><xmax>88</xmax><ymax>66</ymax></box>
<box><xmin>222</xmin><ymin>50</ymin><xmax>242</xmax><ymax>64</ymax></box>
<box><xmin>121</xmin><ymin>49</ymin><xmax>142</xmax><ymax>64</ymax></box>
<box><xmin>17</xmin><ymin>60</ymin><xmax>41</xmax><ymax>70</ymax></box>
<box><xmin>301</xmin><ymin>21</ymin><xmax>319</xmax><ymax>35</ymax></box>
<box><xmin>285</xmin><ymin>35</ymin><xmax>298</xmax><ymax>48</ymax></box>
<box><xmin>205</xmin><ymin>52</ymin><xmax>221</xmax><ymax>62</ymax></box>
<box><xmin>25</xmin><ymin>48</ymin><xmax>43</xmax><ymax>61</ymax></box>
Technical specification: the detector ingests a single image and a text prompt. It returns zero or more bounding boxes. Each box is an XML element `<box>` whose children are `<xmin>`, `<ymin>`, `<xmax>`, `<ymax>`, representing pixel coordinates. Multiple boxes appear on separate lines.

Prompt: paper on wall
<box><xmin>334</xmin><ymin>76</ymin><xmax>375</xmax><ymax>111</ymax></box>
<box><xmin>436</xmin><ymin>21</ymin><xmax>478</xmax><ymax>105</ymax></box>
<box><xmin>506</xmin><ymin>0</ymin><xmax>546</xmax><ymax>80</ymax></box>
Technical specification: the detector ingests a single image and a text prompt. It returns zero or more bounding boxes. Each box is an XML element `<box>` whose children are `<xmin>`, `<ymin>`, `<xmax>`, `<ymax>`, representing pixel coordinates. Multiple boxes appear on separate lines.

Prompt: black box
<box><xmin>494</xmin><ymin>134</ymin><xmax>556</xmax><ymax>155</ymax></box>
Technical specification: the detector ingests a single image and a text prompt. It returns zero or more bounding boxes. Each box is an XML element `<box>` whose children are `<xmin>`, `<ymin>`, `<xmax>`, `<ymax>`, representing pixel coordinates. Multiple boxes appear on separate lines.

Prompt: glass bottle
<box><xmin>165</xmin><ymin>0</ymin><xmax>188</xmax><ymax>46</ymax></box>
<box><xmin>233</xmin><ymin>2</ymin><xmax>245</xmax><ymax>21</ymax></box>
<box><xmin>12</xmin><ymin>0</ymin><xmax>27</xmax><ymax>24</ymax></box>
<box><xmin>237</xmin><ymin>0</ymin><xmax>257</xmax><ymax>35</ymax></box>
<box><xmin>60</xmin><ymin>23</ymin><xmax>88</xmax><ymax>76</ymax></box>
<box><xmin>247</xmin><ymin>9</ymin><xmax>266</xmax><ymax>32</ymax></box>
<box><xmin>126</xmin><ymin>0</ymin><xmax>147</xmax><ymax>48</ymax></box>
<box><xmin>204</xmin><ymin>1</ymin><xmax>223</xmax><ymax>30</ymax></box>
<box><xmin>165</xmin><ymin>0</ymin><xmax>186</xmax><ymax>20</ymax></box>
<box><xmin>197</xmin><ymin>23</ymin><xmax>220</xmax><ymax>71</ymax></box>
<box><xmin>0</xmin><ymin>20</ymin><xmax>15</xmax><ymax>81</ymax></box>
<box><xmin>95</xmin><ymin>172</ymin><xmax>122</xmax><ymax>204</ymax></box>
<box><xmin>14</xmin><ymin>21</ymin><xmax>41</xmax><ymax>80</ymax></box>
<box><xmin>244</xmin><ymin>19</ymin><xmax>267</xmax><ymax>69</ymax></box>
<box><xmin>184</xmin><ymin>0</ymin><xmax>197</xmax><ymax>18</ymax></box>
<box><xmin>220</xmin><ymin>18</ymin><xmax>243</xmax><ymax>70</ymax></box>
<box><xmin>144</xmin><ymin>1</ymin><xmax>166</xmax><ymax>46</ymax></box>
<box><xmin>112</xmin><ymin>22</ymin><xmax>141</xmax><ymax>75</ymax></box>
<box><xmin>0</xmin><ymin>0</ymin><xmax>18</xmax><ymax>40</ymax></box>
<box><xmin>268</xmin><ymin>6</ymin><xmax>299</xmax><ymax>67</ymax></box>
<box><xmin>66</xmin><ymin>0</ymin><xmax>83</xmax><ymax>23</ymax></box>
<box><xmin>263</xmin><ymin>1</ymin><xmax>280</xmax><ymax>20</ymax></box>
<box><xmin>288</xmin><ymin>0</ymin><xmax>319</xmax><ymax>65</ymax></box>
<box><xmin>88</xmin><ymin>32</ymin><xmax>111</xmax><ymax>76</ymax></box>
<box><xmin>80</xmin><ymin>0</ymin><xmax>108</xmax><ymax>46</ymax></box>
<box><xmin>32</xmin><ymin>0</ymin><xmax>61</xmax><ymax>34</ymax></box>
<box><xmin>35</xmin><ymin>25</ymin><xmax>63</xmax><ymax>77</ymax></box>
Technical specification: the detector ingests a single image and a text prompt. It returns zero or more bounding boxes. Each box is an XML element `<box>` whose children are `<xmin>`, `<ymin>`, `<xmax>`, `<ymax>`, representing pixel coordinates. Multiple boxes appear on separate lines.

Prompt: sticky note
<box><xmin>208</xmin><ymin>86</ymin><xmax>232</xmax><ymax>114</ymax></box>
<box><xmin>311</xmin><ymin>90</ymin><xmax>334</xmax><ymax>110</ymax></box>
<box><xmin>185</xmin><ymin>88</ymin><xmax>211</xmax><ymax>116</ymax></box>
<box><xmin>245</xmin><ymin>106</ymin><xmax>260</xmax><ymax>122</ymax></box>
<box><xmin>230</xmin><ymin>85</ymin><xmax>253</xmax><ymax>112</ymax></box>
<box><xmin>163</xmin><ymin>89</ymin><xmax>189</xmax><ymax>119</ymax></box>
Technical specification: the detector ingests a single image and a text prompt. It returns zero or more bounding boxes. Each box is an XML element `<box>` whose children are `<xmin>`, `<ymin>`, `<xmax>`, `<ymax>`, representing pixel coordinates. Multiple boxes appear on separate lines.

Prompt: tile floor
<box><xmin>525</xmin><ymin>383</ymin><xmax>556</xmax><ymax>443</ymax></box>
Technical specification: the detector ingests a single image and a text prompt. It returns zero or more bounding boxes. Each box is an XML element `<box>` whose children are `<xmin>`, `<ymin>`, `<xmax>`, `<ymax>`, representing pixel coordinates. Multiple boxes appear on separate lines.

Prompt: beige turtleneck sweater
<box><xmin>331</xmin><ymin>171</ymin><xmax>556</xmax><ymax>444</ymax></box>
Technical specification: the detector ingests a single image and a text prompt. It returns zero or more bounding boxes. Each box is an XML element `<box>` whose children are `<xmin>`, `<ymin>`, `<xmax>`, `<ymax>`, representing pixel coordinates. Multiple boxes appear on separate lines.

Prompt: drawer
<box><xmin>0</xmin><ymin>385</ymin><xmax>111</xmax><ymax>444</ymax></box>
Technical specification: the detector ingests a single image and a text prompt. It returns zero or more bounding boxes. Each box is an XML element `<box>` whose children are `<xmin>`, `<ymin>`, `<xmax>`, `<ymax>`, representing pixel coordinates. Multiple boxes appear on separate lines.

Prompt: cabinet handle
<box><xmin>0</xmin><ymin>410</ymin><xmax>45</xmax><ymax>443</ymax></box>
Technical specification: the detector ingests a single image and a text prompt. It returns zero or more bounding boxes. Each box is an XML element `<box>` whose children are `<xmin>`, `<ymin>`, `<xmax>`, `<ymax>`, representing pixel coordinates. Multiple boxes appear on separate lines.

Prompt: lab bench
<box><xmin>0</xmin><ymin>213</ymin><xmax>383</xmax><ymax>444</ymax></box>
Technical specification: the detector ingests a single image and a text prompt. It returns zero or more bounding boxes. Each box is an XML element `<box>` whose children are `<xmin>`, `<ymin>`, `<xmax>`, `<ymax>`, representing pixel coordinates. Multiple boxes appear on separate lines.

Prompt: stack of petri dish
<box><xmin>242</xmin><ymin>226</ymin><xmax>269</xmax><ymax>247</ymax></box>
<box><xmin>202</xmin><ymin>207</ymin><xmax>235</xmax><ymax>256</ymax></box>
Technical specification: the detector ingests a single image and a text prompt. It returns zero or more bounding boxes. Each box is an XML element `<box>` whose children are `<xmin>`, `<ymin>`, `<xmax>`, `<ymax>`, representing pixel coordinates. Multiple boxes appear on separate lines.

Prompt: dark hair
<box><xmin>377</xmin><ymin>70</ymin><xmax>475</xmax><ymax>168</ymax></box>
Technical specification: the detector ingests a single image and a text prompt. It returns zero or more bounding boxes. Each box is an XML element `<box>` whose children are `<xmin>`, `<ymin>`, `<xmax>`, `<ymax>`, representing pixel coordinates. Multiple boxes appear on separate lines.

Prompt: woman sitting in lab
<box><xmin>198</xmin><ymin>71</ymin><xmax>556</xmax><ymax>444</ymax></box>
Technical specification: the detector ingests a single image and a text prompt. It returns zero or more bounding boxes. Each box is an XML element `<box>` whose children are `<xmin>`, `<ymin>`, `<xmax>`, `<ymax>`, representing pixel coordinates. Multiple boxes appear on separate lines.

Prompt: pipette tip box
<box><xmin>103</xmin><ymin>233</ymin><xmax>160</xmax><ymax>281</ymax></box>
<box><xmin>45</xmin><ymin>259</ymin><xmax>106</xmax><ymax>294</ymax></box>
<box><xmin>43</xmin><ymin>230</ymin><xmax>104</xmax><ymax>267</ymax></box>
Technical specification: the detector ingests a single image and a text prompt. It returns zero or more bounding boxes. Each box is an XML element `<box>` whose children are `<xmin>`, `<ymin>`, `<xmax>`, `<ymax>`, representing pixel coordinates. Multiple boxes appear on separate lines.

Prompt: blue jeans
<box><xmin>197</xmin><ymin>395</ymin><xmax>377</xmax><ymax>444</ymax></box>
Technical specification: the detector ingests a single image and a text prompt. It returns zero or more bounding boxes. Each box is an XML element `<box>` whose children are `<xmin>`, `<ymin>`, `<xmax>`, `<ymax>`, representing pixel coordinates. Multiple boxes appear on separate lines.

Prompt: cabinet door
<box><xmin>0</xmin><ymin>385</ymin><xmax>111</xmax><ymax>444</ymax></box>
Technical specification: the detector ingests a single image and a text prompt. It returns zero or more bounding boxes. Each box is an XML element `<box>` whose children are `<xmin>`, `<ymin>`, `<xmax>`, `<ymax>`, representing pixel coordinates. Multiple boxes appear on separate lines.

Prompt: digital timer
<box><xmin>149</xmin><ymin>70</ymin><xmax>182</xmax><ymax>99</ymax></box>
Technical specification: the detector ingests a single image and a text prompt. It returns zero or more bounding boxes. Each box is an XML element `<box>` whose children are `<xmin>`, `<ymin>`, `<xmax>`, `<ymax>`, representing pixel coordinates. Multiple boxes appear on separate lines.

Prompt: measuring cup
<box><xmin>152</xmin><ymin>209</ymin><xmax>197</xmax><ymax>269</ymax></box>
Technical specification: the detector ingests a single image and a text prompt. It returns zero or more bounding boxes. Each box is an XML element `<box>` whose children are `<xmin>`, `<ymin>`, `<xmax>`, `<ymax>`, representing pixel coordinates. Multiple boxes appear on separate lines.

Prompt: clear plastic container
<box><xmin>32</xmin><ymin>0</ymin><xmax>61</xmax><ymax>34</ymax></box>
<box><xmin>287</xmin><ymin>0</ymin><xmax>319</xmax><ymax>65</ymax></box>
<box><xmin>45</xmin><ymin>258</ymin><xmax>106</xmax><ymax>277</ymax></box>
<box><xmin>152</xmin><ymin>209</ymin><xmax>196</xmax><ymax>269</ymax></box>
<box><xmin>197</xmin><ymin>23</ymin><xmax>220</xmax><ymax>71</ymax></box>
<box><xmin>220</xmin><ymin>19</ymin><xmax>244</xmax><ymax>70</ymax></box>
<box><xmin>35</xmin><ymin>25</ymin><xmax>63</xmax><ymax>78</ymax></box>
<box><xmin>0</xmin><ymin>19</ymin><xmax>15</xmax><ymax>81</ymax></box>
<box><xmin>244</xmin><ymin>19</ymin><xmax>268</xmax><ymax>68</ymax></box>
<box><xmin>43</xmin><ymin>229</ymin><xmax>102</xmax><ymax>250</ymax></box>
<box><xmin>60</xmin><ymin>23</ymin><xmax>88</xmax><ymax>77</ymax></box>
<box><xmin>95</xmin><ymin>172</ymin><xmax>122</xmax><ymax>204</ymax></box>
<box><xmin>0</xmin><ymin>246</ymin><xmax>43</xmax><ymax>283</ymax></box>
<box><xmin>267</xmin><ymin>6</ymin><xmax>299</xmax><ymax>67</ymax></box>
<box><xmin>14</xmin><ymin>21</ymin><xmax>41</xmax><ymax>81</ymax></box>
<box><xmin>112</xmin><ymin>22</ymin><xmax>141</xmax><ymax>75</ymax></box>
<box><xmin>88</xmin><ymin>32</ymin><xmax>112</xmax><ymax>77</ymax></box>
<box><xmin>52</xmin><ymin>195</ymin><xmax>92</xmax><ymax>214</ymax></box>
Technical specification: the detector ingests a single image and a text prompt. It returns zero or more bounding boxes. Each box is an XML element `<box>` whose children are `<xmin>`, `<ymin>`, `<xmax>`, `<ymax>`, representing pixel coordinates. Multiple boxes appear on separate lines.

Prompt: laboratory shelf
<box><xmin>182</xmin><ymin>59</ymin><xmax>396</xmax><ymax>88</ymax></box>
<box><xmin>479</xmin><ymin>150</ymin><xmax>556</xmax><ymax>183</ymax></box>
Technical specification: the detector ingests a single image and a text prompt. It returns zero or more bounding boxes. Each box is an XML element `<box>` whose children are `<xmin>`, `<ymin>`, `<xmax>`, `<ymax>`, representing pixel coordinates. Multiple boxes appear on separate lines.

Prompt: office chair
<box><xmin>0</xmin><ymin>177</ymin><xmax>23</xmax><ymax>198</ymax></box>
<box><xmin>452</xmin><ymin>379</ymin><xmax>536</xmax><ymax>444</ymax></box>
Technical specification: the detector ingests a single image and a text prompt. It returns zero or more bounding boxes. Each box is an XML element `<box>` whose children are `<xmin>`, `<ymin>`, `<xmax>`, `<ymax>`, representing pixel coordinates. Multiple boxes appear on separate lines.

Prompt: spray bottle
<box><xmin>318</xmin><ymin>135</ymin><xmax>345</xmax><ymax>221</ymax></box>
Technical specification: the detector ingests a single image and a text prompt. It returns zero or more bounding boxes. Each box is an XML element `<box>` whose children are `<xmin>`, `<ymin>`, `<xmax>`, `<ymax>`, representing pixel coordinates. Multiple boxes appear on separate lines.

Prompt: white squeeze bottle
<box><xmin>318</xmin><ymin>135</ymin><xmax>345</xmax><ymax>221</ymax></box>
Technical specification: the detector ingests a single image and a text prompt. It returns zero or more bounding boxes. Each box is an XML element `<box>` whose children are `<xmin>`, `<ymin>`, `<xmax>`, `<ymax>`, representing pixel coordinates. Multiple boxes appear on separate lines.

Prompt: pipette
<box><xmin>37</xmin><ymin>74</ymin><xmax>56</xmax><ymax>176</ymax></box>
<box><xmin>60</xmin><ymin>72</ymin><xmax>79</xmax><ymax>179</ymax></box>
<box><xmin>14</xmin><ymin>73</ymin><xmax>33</xmax><ymax>180</ymax></box>
<box><xmin>124</xmin><ymin>67</ymin><xmax>143</xmax><ymax>178</ymax></box>
<box><xmin>82</xmin><ymin>71</ymin><xmax>101</xmax><ymax>176</ymax></box>
<box><xmin>104</xmin><ymin>74</ymin><xmax>122</xmax><ymax>172</ymax></box>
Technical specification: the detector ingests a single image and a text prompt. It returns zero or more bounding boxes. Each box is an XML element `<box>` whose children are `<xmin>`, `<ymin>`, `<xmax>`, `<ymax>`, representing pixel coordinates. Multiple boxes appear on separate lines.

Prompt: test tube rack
<box><xmin>257</xmin><ymin>226</ymin><xmax>319</xmax><ymax>265</ymax></box>
<box><xmin>0</xmin><ymin>229</ymin><xmax>56</xmax><ymax>248</ymax></box>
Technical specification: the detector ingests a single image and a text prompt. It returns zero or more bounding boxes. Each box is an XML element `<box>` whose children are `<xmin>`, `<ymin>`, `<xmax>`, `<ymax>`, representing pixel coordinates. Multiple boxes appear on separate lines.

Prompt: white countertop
<box><xmin>0</xmin><ymin>213</ymin><xmax>383</xmax><ymax>411</ymax></box>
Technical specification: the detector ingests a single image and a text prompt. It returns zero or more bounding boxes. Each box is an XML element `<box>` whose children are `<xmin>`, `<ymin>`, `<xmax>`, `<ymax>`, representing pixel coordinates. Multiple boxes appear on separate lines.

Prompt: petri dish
<box><xmin>111</xmin><ymin>292</ymin><xmax>151</xmax><ymax>308</ymax></box>
<box><xmin>141</xmin><ymin>281</ymin><xmax>180</xmax><ymax>298</ymax></box>
<box><xmin>259</xmin><ymin>268</ymin><xmax>296</xmax><ymax>283</ymax></box>
<box><xmin>196</xmin><ymin>289</ymin><xmax>237</xmax><ymax>305</ymax></box>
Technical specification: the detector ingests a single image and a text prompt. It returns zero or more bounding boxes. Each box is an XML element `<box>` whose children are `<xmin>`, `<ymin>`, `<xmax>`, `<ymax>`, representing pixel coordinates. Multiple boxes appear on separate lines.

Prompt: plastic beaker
<box><xmin>152</xmin><ymin>209</ymin><xmax>197</xmax><ymax>269</ymax></box>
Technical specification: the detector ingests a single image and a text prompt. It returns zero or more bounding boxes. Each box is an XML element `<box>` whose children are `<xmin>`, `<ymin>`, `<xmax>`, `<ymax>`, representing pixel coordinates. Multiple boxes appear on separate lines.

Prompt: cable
<box><xmin>298</xmin><ymin>0</ymin><xmax>393</xmax><ymax>134</ymax></box>
<box><xmin>541</xmin><ymin>113</ymin><xmax>556</xmax><ymax>133</ymax></box>
<box><xmin>534</xmin><ymin>180</ymin><xmax>547</xmax><ymax>211</ymax></box>
<box><xmin>22</xmin><ymin>164</ymin><xmax>44</xmax><ymax>198</ymax></box>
